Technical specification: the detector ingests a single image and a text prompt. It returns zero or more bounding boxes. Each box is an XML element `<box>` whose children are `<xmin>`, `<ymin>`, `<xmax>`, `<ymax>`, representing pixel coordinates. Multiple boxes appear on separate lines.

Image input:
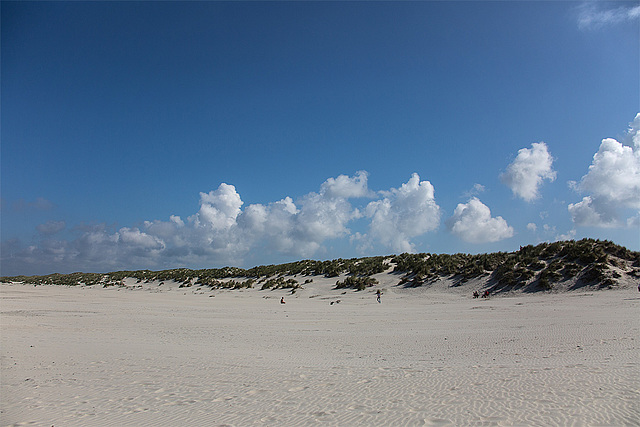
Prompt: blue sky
<box><xmin>2</xmin><ymin>1</ymin><xmax>639</xmax><ymax>276</ymax></box>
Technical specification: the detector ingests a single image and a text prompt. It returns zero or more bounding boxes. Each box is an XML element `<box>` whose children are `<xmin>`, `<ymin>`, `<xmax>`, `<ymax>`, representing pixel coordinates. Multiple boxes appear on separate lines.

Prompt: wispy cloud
<box><xmin>10</xmin><ymin>197</ymin><xmax>56</xmax><ymax>212</ymax></box>
<box><xmin>501</xmin><ymin>142</ymin><xmax>556</xmax><ymax>202</ymax></box>
<box><xmin>577</xmin><ymin>2</ymin><xmax>640</xmax><ymax>30</ymax></box>
<box><xmin>36</xmin><ymin>220</ymin><xmax>66</xmax><ymax>236</ymax></box>
<box><xmin>462</xmin><ymin>183</ymin><xmax>485</xmax><ymax>198</ymax></box>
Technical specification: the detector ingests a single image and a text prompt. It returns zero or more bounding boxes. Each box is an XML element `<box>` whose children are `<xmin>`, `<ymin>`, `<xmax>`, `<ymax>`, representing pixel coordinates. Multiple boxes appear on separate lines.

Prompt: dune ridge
<box><xmin>2</xmin><ymin>239</ymin><xmax>639</xmax><ymax>296</ymax></box>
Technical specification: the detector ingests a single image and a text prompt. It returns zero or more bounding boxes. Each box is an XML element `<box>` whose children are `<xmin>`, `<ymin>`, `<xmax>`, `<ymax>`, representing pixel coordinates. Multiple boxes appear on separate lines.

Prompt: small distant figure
<box><xmin>280</xmin><ymin>297</ymin><xmax>286</xmax><ymax>304</ymax></box>
<box><xmin>473</xmin><ymin>291</ymin><xmax>479</xmax><ymax>299</ymax></box>
<box><xmin>482</xmin><ymin>290</ymin><xmax>490</xmax><ymax>298</ymax></box>
<box><xmin>376</xmin><ymin>289</ymin><xmax>381</xmax><ymax>303</ymax></box>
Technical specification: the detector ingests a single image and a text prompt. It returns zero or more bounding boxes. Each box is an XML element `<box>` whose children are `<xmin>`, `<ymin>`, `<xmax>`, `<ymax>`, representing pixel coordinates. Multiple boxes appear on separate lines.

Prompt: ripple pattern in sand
<box><xmin>2</xmin><ymin>284</ymin><xmax>638</xmax><ymax>426</ymax></box>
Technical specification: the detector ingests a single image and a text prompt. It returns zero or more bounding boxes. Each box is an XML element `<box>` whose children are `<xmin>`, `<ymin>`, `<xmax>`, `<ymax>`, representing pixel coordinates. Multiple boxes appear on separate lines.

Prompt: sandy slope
<box><xmin>1</xmin><ymin>280</ymin><xmax>639</xmax><ymax>426</ymax></box>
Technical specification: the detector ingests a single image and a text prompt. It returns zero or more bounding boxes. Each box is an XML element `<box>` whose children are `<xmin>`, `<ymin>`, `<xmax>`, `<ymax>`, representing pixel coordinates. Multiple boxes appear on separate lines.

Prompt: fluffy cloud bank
<box><xmin>501</xmin><ymin>142</ymin><xmax>556</xmax><ymax>202</ymax></box>
<box><xmin>2</xmin><ymin>171</ymin><xmax>444</xmax><ymax>275</ymax></box>
<box><xmin>569</xmin><ymin>113</ymin><xmax>640</xmax><ymax>227</ymax></box>
<box><xmin>140</xmin><ymin>171</ymin><xmax>374</xmax><ymax>266</ymax></box>
<box><xmin>446</xmin><ymin>197</ymin><xmax>514</xmax><ymax>243</ymax></box>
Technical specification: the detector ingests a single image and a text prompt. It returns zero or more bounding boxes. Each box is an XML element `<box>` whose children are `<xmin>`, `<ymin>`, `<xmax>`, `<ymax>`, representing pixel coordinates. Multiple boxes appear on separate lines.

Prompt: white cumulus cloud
<box><xmin>320</xmin><ymin>170</ymin><xmax>371</xmax><ymax>199</ymax></box>
<box><xmin>363</xmin><ymin>173</ymin><xmax>441</xmax><ymax>253</ymax></box>
<box><xmin>568</xmin><ymin>196</ymin><xmax>621</xmax><ymax>228</ymax></box>
<box><xmin>579</xmin><ymin>138</ymin><xmax>640</xmax><ymax>208</ymax></box>
<box><xmin>569</xmin><ymin>113</ymin><xmax>640</xmax><ymax>227</ymax></box>
<box><xmin>501</xmin><ymin>142</ymin><xmax>556</xmax><ymax>202</ymax></box>
<box><xmin>446</xmin><ymin>197</ymin><xmax>514</xmax><ymax>243</ymax></box>
<box><xmin>237</xmin><ymin>172</ymin><xmax>369</xmax><ymax>257</ymax></box>
<box><xmin>239</xmin><ymin>197</ymin><xmax>299</xmax><ymax>253</ymax></box>
<box><xmin>191</xmin><ymin>183</ymin><xmax>243</xmax><ymax>230</ymax></box>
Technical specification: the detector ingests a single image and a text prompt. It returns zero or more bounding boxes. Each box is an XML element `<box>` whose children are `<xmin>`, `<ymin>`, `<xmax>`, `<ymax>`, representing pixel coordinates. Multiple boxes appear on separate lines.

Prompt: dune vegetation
<box><xmin>2</xmin><ymin>239</ymin><xmax>638</xmax><ymax>294</ymax></box>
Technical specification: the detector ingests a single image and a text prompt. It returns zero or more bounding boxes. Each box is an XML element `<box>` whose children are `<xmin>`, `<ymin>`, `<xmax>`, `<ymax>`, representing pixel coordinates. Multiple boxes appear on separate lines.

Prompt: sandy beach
<box><xmin>1</xmin><ymin>278</ymin><xmax>639</xmax><ymax>426</ymax></box>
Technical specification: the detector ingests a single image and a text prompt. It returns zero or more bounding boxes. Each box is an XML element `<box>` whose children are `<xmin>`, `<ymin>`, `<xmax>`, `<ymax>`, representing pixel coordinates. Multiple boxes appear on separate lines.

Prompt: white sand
<box><xmin>1</xmin><ymin>279</ymin><xmax>639</xmax><ymax>426</ymax></box>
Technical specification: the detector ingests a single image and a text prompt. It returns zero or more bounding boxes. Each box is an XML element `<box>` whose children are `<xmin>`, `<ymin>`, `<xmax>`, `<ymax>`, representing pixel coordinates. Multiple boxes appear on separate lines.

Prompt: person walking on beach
<box><xmin>376</xmin><ymin>289</ymin><xmax>381</xmax><ymax>303</ymax></box>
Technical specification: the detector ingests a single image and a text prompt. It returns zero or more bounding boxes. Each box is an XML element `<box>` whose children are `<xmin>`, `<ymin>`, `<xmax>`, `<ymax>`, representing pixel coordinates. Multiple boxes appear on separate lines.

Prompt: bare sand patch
<box><xmin>1</xmin><ymin>282</ymin><xmax>639</xmax><ymax>426</ymax></box>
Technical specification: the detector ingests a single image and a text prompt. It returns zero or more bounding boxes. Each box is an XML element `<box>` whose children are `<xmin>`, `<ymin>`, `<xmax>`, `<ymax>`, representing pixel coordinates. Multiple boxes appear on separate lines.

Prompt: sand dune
<box><xmin>1</xmin><ymin>280</ymin><xmax>639</xmax><ymax>426</ymax></box>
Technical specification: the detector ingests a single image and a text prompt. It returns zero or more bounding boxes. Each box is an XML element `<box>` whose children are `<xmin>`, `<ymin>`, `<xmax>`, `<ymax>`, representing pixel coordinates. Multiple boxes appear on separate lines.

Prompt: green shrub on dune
<box><xmin>335</xmin><ymin>276</ymin><xmax>378</xmax><ymax>291</ymax></box>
